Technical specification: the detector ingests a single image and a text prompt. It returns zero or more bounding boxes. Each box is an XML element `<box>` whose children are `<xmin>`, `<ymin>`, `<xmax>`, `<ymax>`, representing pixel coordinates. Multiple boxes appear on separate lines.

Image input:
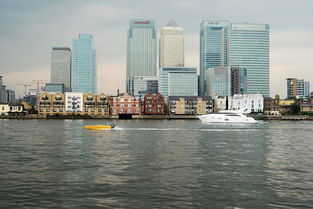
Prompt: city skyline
<box><xmin>1</xmin><ymin>0</ymin><xmax>312</xmax><ymax>98</ymax></box>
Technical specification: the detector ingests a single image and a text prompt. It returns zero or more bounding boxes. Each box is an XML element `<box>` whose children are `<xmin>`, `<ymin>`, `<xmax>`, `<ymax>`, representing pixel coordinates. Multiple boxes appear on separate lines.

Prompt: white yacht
<box><xmin>198</xmin><ymin>109</ymin><xmax>257</xmax><ymax>123</ymax></box>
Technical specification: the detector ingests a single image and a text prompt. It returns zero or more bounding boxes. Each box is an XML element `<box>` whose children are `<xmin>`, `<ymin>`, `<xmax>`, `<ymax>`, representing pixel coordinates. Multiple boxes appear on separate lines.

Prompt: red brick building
<box><xmin>110</xmin><ymin>93</ymin><xmax>142</xmax><ymax>116</ymax></box>
<box><xmin>144</xmin><ymin>93</ymin><xmax>165</xmax><ymax>115</ymax></box>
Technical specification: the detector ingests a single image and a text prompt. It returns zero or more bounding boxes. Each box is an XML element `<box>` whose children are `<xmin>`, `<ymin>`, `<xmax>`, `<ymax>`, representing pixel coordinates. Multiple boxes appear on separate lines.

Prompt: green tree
<box><xmin>290</xmin><ymin>101</ymin><xmax>300</xmax><ymax>115</ymax></box>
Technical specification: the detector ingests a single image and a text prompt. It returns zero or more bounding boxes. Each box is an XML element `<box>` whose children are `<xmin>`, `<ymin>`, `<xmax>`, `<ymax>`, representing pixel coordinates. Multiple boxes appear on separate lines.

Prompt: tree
<box><xmin>290</xmin><ymin>101</ymin><xmax>300</xmax><ymax>115</ymax></box>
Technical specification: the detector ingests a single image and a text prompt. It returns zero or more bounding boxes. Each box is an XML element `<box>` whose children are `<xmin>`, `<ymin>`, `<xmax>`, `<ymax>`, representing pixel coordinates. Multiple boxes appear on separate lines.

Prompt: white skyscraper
<box><xmin>159</xmin><ymin>20</ymin><xmax>184</xmax><ymax>68</ymax></box>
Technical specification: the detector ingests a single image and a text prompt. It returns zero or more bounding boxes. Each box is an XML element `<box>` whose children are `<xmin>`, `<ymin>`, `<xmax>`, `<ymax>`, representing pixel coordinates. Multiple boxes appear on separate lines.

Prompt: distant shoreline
<box><xmin>0</xmin><ymin>114</ymin><xmax>312</xmax><ymax>121</ymax></box>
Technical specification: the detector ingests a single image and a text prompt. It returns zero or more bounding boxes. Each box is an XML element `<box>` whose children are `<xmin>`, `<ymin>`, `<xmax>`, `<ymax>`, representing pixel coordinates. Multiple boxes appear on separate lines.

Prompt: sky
<box><xmin>0</xmin><ymin>0</ymin><xmax>312</xmax><ymax>98</ymax></box>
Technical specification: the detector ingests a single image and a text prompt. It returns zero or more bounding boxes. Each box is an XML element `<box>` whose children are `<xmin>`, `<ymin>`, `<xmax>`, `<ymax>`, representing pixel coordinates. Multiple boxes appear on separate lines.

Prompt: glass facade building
<box><xmin>200</xmin><ymin>21</ymin><xmax>270</xmax><ymax>97</ymax></box>
<box><xmin>287</xmin><ymin>78</ymin><xmax>305</xmax><ymax>99</ymax></box>
<box><xmin>72</xmin><ymin>34</ymin><xmax>96</xmax><ymax>94</ymax></box>
<box><xmin>129</xmin><ymin>76</ymin><xmax>159</xmax><ymax>98</ymax></box>
<box><xmin>159</xmin><ymin>20</ymin><xmax>184</xmax><ymax>68</ymax></box>
<box><xmin>127</xmin><ymin>19</ymin><xmax>157</xmax><ymax>94</ymax></box>
<box><xmin>51</xmin><ymin>47</ymin><xmax>71</xmax><ymax>92</ymax></box>
<box><xmin>200</xmin><ymin>21</ymin><xmax>229</xmax><ymax>96</ymax></box>
<box><xmin>159</xmin><ymin>67</ymin><xmax>198</xmax><ymax>99</ymax></box>
<box><xmin>45</xmin><ymin>83</ymin><xmax>65</xmax><ymax>94</ymax></box>
<box><xmin>228</xmin><ymin>23</ymin><xmax>270</xmax><ymax>96</ymax></box>
<box><xmin>206</xmin><ymin>66</ymin><xmax>231</xmax><ymax>97</ymax></box>
<box><xmin>304</xmin><ymin>81</ymin><xmax>310</xmax><ymax>100</ymax></box>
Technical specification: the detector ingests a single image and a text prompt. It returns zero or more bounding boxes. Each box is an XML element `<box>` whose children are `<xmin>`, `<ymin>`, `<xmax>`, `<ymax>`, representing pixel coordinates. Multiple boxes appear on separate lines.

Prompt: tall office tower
<box><xmin>206</xmin><ymin>66</ymin><xmax>231</xmax><ymax>97</ymax></box>
<box><xmin>72</xmin><ymin>34</ymin><xmax>96</xmax><ymax>94</ymax></box>
<box><xmin>304</xmin><ymin>81</ymin><xmax>310</xmax><ymax>100</ymax></box>
<box><xmin>159</xmin><ymin>20</ymin><xmax>184</xmax><ymax>68</ymax></box>
<box><xmin>200</xmin><ymin>21</ymin><xmax>229</xmax><ymax>96</ymax></box>
<box><xmin>230</xmin><ymin>66</ymin><xmax>247</xmax><ymax>95</ymax></box>
<box><xmin>126</xmin><ymin>19</ymin><xmax>157</xmax><ymax>94</ymax></box>
<box><xmin>51</xmin><ymin>47</ymin><xmax>71</xmax><ymax>92</ymax></box>
<box><xmin>0</xmin><ymin>76</ymin><xmax>6</xmax><ymax>103</ymax></box>
<box><xmin>228</xmin><ymin>23</ymin><xmax>270</xmax><ymax>96</ymax></box>
<box><xmin>200</xmin><ymin>21</ymin><xmax>270</xmax><ymax>97</ymax></box>
<box><xmin>159</xmin><ymin>67</ymin><xmax>198</xmax><ymax>100</ymax></box>
<box><xmin>287</xmin><ymin>78</ymin><xmax>305</xmax><ymax>99</ymax></box>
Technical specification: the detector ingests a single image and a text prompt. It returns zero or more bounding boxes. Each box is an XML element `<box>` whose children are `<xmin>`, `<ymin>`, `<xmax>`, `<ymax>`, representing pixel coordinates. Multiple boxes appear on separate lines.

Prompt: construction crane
<box><xmin>31</xmin><ymin>80</ymin><xmax>48</xmax><ymax>94</ymax></box>
<box><xmin>17</xmin><ymin>84</ymin><xmax>32</xmax><ymax>97</ymax></box>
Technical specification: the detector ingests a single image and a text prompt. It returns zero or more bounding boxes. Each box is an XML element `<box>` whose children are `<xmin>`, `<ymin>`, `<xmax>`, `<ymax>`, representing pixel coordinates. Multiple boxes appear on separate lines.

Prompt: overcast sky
<box><xmin>0</xmin><ymin>0</ymin><xmax>312</xmax><ymax>98</ymax></box>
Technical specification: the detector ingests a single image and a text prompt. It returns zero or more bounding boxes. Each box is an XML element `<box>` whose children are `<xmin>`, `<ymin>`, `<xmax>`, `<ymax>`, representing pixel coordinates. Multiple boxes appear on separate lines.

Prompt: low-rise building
<box><xmin>228</xmin><ymin>94</ymin><xmax>264</xmax><ymax>113</ymax></box>
<box><xmin>8</xmin><ymin>105</ymin><xmax>25</xmax><ymax>115</ymax></box>
<box><xmin>96</xmin><ymin>93</ymin><xmax>110</xmax><ymax>116</ymax></box>
<box><xmin>168</xmin><ymin>96</ymin><xmax>213</xmax><ymax>115</ymax></box>
<box><xmin>38</xmin><ymin>92</ymin><xmax>110</xmax><ymax>116</ymax></box>
<box><xmin>144</xmin><ymin>93</ymin><xmax>165</xmax><ymax>115</ymax></box>
<box><xmin>300</xmin><ymin>103</ymin><xmax>313</xmax><ymax>113</ymax></box>
<box><xmin>110</xmin><ymin>93</ymin><xmax>142</xmax><ymax>116</ymax></box>
<box><xmin>0</xmin><ymin>104</ymin><xmax>10</xmax><ymax>115</ymax></box>
<box><xmin>278</xmin><ymin>99</ymin><xmax>295</xmax><ymax>114</ymax></box>
<box><xmin>264</xmin><ymin>95</ymin><xmax>280</xmax><ymax>115</ymax></box>
<box><xmin>214</xmin><ymin>96</ymin><xmax>227</xmax><ymax>113</ymax></box>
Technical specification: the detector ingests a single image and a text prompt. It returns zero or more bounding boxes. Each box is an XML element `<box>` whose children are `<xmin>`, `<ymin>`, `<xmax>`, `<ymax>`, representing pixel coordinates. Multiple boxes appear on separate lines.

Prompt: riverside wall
<box><xmin>1</xmin><ymin>114</ymin><xmax>313</xmax><ymax>120</ymax></box>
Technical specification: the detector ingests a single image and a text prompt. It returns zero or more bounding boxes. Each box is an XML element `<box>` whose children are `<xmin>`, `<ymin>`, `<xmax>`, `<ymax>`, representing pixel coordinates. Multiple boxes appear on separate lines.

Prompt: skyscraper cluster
<box><xmin>47</xmin><ymin>19</ymin><xmax>270</xmax><ymax>100</ymax></box>
<box><xmin>126</xmin><ymin>19</ymin><xmax>270</xmax><ymax>99</ymax></box>
<box><xmin>200</xmin><ymin>21</ymin><xmax>270</xmax><ymax>97</ymax></box>
<box><xmin>47</xmin><ymin>34</ymin><xmax>96</xmax><ymax>94</ymax></box>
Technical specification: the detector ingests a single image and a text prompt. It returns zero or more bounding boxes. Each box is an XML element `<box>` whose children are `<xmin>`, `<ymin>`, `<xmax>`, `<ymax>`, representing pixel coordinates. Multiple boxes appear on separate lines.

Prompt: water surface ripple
<box><xmin>0</xmin><ymin>120</ymin><xmax>313</xmax><ymax>208</ymax></box>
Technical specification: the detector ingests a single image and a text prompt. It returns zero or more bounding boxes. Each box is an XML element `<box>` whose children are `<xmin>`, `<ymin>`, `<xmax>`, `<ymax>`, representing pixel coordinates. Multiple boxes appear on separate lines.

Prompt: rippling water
<box><xmin>0</xmin><ymin>119</ymin><xmax>313</xmax><ymax>208</ymax></box>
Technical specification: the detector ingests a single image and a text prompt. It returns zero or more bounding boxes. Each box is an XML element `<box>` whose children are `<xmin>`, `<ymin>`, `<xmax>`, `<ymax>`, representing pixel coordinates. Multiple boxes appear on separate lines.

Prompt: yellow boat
<box><xmin>84</xmin><ymin>124</ymin><xmax>115</xmax><ymax>130</ymax></box>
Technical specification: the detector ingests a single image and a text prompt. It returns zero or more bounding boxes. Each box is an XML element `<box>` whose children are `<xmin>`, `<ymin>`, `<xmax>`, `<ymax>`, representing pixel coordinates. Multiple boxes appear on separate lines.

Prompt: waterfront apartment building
<box><xmin>159</xmin><ymin>21</ymin><xmax>184</xmax><ymax>68</ymax></box>
<box><xmin>168</xmin><ymin>96</ymin><xmax>213</xmax><ymax>115</ymax></box>
<box><xmin>159</xmin><ymin>67</ymin><xmax>198</xmax><ymax>100</ymax></box>
<box><xmin>110</xmin><ymin>93</ymin><xmax>142</xmax><ymax>116</ymax></box>
<box><xmin>144</xmin><ymin>93</ymin><xmax>165</xmax><ymax>115</ymax></box>
<box><xmin>214</xmin><ymin>96</ymin><xmax>227</xmax><ymax>112</ymax></box>
<box><xmin>287</xmin><ymin>78</ymin><xmax>305</xmax><ymax>99</ymax></box>
<box><xmin>200</xmin><ymin>21</ymin><xmax>270</xmax><ymax>97</ymax></box>
<box><xmin>264</xmin><ymin>96</ymin><xmax>280</xmax><ymax>115</ymax></box>
<box><xmin>72</xmin><ymin>34</ymin><xmax>96</xmax><ymax>94</ymax></box>
<box><xmin>51</xmin><ymin>47</ymin><xmax>71</xmax><ymax>92</ymax></box>
<box><xmin>129</xmin><ymin>76</ymin><xmax>159</xmax><ymax>98</ymax></box>
<box><xmin>127</xmin><ymin>19</ymin><xmax>157</xmax><ymax>94</ymax></box>
<box><xmin>38</xmin><ymin>92</ymin><xmax>110</xmax><ymax>116</ymax></box>
<box><xmin>228</xmin><ymin>94</ymin><xmax>264</xmax><ymax>113</ymax></box>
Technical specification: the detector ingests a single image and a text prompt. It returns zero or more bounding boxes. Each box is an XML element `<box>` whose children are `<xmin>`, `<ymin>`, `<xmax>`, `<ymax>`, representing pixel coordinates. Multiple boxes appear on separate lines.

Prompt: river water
<box><xmin>0</xmin><ymin>119</ymin><xmax>313</xmax><ymax>209</ymax></box>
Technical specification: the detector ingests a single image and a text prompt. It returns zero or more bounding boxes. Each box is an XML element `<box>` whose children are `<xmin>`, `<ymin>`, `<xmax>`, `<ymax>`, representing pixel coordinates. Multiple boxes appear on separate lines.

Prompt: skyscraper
<box><xmin>159</xmin><ymin>20</ymin><xmax>184</xmax><ymax>68</ymax></box>
<box><xmin>228</xmin><ymin>23</ymin><xmax>270</xmax><ymax>96</ymax></box>
<box><xmin>72</xmin><ymin>34</ymin><xmax>96</xmax><ymax>94</ymax></box>
<box><xmin>200</xmin><ymin>21</ymin><xmax>270</xmax><ymax>97</ymax></box>
<box><xmin>200</xmin><ymin>21</ymin><xmax>229</xmax><ymax>96</ymax></box>
<box><xmin>0</xmin><ymin>76</ymin><xmax>6</xmax><ymax>103</ymax></box>
<box><xmin>51</xmin><ymin>47</ymin><xmax>71</xmax><ymax>92</ymax></box>
<box><xmin>126</xmin><ymin>19</ymin><xmax>157</xmax><ymax>94</ymax></box>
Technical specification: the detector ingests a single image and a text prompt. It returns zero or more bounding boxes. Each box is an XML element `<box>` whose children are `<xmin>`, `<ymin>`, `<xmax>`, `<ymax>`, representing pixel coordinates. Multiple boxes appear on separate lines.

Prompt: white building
<box><xmin>214</xmin><ymin>96</ymin><xmax>227</xmax><ymax>112</ymax></box>
<box><xmin>159</xmin><ymin>20</ymin><xmax>184</xmax><ymax>68</ymax></box>
<box><xmin>228</xmin><ymin>94</ymin><xmax>264</xmax><ymax>113</ymax></box>
<box><xmin>0</xmin><ymin>104</ymin><xmax>10</xmax><ymax>115</ymax></box>
<box><xmin>65</xmin><ymin>92</ymin><xmax>83</xmax><ymax>113</ymax></box>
